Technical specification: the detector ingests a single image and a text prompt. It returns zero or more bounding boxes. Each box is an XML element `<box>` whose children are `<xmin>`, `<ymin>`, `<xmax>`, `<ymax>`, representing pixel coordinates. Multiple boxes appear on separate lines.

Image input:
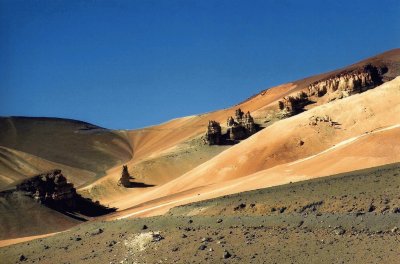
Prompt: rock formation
<box><xmin>204</xmin><ymin>109</ymin><xmax>258</xmax><ymax>145</ymax></box>
<box><xmin>226</xmin><ymin>109</ymin><xmax>257</xmax><ymax>140</ymax></box>
<box><xmin>278</xmin><ymin>91</ymin><xmax>311</xmax><ymax>115</ymax></box>
<box><xmin>308</xmin><ymin>115</ymin><xmax>333</xmax><ymax>126</ymax></box>
<box><xmin>15</xmin><ymin>169</ymin><xmax>116</xmax><ymax>216</ymax></box>
<box><xmin>119</xmin><ymin>165</ymin><xmax>132</xmax><ymax>187</ymax></box>
<box><xmin>16</xmin><ymin>169</ymin><xmax>77</xmax><ymax>207</ymax></box>
<box><xmin>307</xmin><ymin>64</ymin><xmax>385</xmax><ymax>97</ymax></box>
<box><xmin>205</xmin><ymin>120</ymin><xmax>222</xmax><ymax>145</ymax></box>
<box><xmin>278</xmin><ymin>64</ymin><xmax>387</xmax><ymax>114</ymax></box>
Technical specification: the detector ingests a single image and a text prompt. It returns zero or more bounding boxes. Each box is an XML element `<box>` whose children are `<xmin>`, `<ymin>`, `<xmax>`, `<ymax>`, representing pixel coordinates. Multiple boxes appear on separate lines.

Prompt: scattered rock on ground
<box><xmin>223</xmin><ymin>250</ymin><xmax>232</xmax><ymax>259</ymax></box>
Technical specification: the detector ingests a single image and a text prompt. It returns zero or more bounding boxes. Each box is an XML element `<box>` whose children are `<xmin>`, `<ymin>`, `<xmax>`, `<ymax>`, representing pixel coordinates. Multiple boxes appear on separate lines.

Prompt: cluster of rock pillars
<box><xmin>204</xmin><ymin>64</ymin><xmax>388</xmax><ymax>146</ymax></box>
<box><xmin>277</xmin><ymin>64</ymin><xmax>387</xmax><ymax>115</ymax></box>
<box><xmin>205</xmin><ymin>108</ymin><xmax>258</xmax><ymax>145</ymax></box>
<box><xmin>15</xmin><ymin>170</ymin><xmax>115</xmax><ymax>216</ymax></box>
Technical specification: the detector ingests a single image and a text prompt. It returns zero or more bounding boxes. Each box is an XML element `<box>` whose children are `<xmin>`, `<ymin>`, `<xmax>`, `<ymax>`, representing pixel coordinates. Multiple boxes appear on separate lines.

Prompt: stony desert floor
<box><xmin>1</xmin><ymin>163</ymin><xmax>399</xmax><ymax>264</ymax></box>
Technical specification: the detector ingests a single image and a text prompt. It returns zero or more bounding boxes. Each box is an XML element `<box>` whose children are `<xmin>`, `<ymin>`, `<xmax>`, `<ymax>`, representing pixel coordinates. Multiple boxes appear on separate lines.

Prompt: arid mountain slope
<box><xmin>0</xmin><ymin>49</ymin><xmax>399</xmax><ymax>246</ymax></box>
<box><xmin>1</xmin><ymin>49</ymin><xmax>398</xmax><ymax>194</ymax></box>
<box><xmin>81</xmin><ymin>49</ymin><xmax>400</xmax><ymax>210</ymax></box>
<box><xmin>109</xmin><ymin>76</ymin><xmax>400</xmax><ymax>218</ymax></box>
<box><xmin>0</xmin><ymin>49</ymin><xmax>400</xmax><ymax>250</ymax></box>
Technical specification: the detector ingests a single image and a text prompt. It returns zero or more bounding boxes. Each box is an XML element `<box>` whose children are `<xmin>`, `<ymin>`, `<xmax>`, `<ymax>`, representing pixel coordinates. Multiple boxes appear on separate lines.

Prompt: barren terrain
<box><xmin>1</xmin><ymin>163</ymin><xmax>399</xmax><ymax>263</ymax></box>
<box><xmin>0</xmin><ymin>49</ymin><xmax>399</xmax><ymax>263</ymax></box>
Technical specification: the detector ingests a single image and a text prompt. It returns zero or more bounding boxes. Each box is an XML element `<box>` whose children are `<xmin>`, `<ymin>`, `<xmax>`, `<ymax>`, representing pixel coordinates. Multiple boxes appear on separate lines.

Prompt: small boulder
<box><xmin>333</xmin><ymin>226</ymin><xmax>346</xmax><ymax>235</ymax></box>
<box><xmin>172</xmin><ymin>247</ymin><xmax>179</xmax><ymax>252</ymax></box>
<box><xmin>91</xmin><ymin>228</ymin><xmax>103</xmax><ymax>236</ymax></box>
<box><xmin>199</xmin><ymin>244</ymin><xmax>207</xmax><ymax>250</ymax></box>
<box><xmin>108</xmin><ymin>240</ymin><xmax>117</xmax><ymax>247</ymax></box>
<box><xmin>152</xmin><ymin>233</ymin><xmax>164</xmax><ymax>242</ymax></box>
<box><xmin>392</xmin><ymin>207</ymin><xmax>400</xmax><ymax>213</ymax></box>
<box><xmin>223</xmin><ymin>250</ymin><xmax>232</xmax><ymax>259</ymax></box>
<box><xmin>201</xmin><ymin>237</ymin><xmax>213</xmax><ymax>243</ymax></box>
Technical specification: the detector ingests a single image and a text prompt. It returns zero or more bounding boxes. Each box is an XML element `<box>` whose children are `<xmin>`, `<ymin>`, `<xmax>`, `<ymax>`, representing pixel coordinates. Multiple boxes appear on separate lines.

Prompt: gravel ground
<box><xmin>1</xmin><ymin>163</ymin><xmax>399</xmax><ymax>264</ymax></box>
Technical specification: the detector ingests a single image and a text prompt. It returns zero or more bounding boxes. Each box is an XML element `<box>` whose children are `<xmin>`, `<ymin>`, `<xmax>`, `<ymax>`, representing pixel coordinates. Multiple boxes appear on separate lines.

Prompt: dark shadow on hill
<box><xmin>44</xmin><ymin>194</ymin><xmax>117</xmax><ymax>219</ymax></box>
<box><xmin>124</xmin><ymin>181</ymin><xmax>155</xmax><ymax>188</ymax></box>
<box><xmin>212</xmin><ymin>123</ymin><xmax>266</xmax><ymax>146</ymax></box>
<box><xmin>119</xmin><ymin>166</ymin><xmax>156</xmax><ymax>188</ymax></box>
<box><xmin>13</xmin><ymin>169</ymin><xmax>117</xmax><ymax>221</ymax></box>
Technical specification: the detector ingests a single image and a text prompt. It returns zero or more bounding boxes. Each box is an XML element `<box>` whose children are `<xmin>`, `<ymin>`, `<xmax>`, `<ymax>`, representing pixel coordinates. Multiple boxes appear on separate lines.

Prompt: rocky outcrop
<box><xmin>119</xmin><ymin>165</ymin><xmax>132</xmax><ymax>187</ymax></box>
<box><xmin>308</xmin><ymin>115</ymin><xmax>333</xmax><ymax>126</ymax></box>
<box><xmin>307</xmin><ymin>64</ymin><xmax>385</xmax><ymax>97</ymax></box>
<box><xmin>17</xmin><ymin>170</ymin><xmax>76</xmax><ymax>205</ymax></box>
<box><xmin>278</xmin><ymin>64</ymin><xmax>387</xmax><ymax>114</ymax></box>
<box><xmin>226</xmin><ymin>109</ymin><xmax>257</xmax><ymax>140</ymax></box>
<box><xmin>204</xmin><ymin>109</ymin><xmax>258</xmax><ymax>145</ymax></box>
<box><xmin>205</xmin><ymin>120</ymin><xmax>222</xmax><ymax>145</ymax></box>
<box><xmin>278</xmin><ymin>91</ymin><xmax>311</xmax><ymax>114</ymax></box>
<box><xmin>15</xmin><ymin>170</ymin><xmax>116</xmax><ymax>216</ymax></box>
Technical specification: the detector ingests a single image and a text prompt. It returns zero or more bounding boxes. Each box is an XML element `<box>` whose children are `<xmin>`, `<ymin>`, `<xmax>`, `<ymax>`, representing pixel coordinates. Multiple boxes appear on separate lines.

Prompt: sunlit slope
<box><xmin>110</xmin><ymin>76</ymin><xmax>400</xmax><ymax>218</ymax></box>
<box><xmin>169</xmin><ymin>77</ymin><xmax>400</xmax><ymax>191</ymax></box>
<box><xmin>80</xmin><ymin>83</ymin><xmax>296</xmax><ymax>206</ymax></box>
<box><xmin>0</xmin><ymin>117</ymin><xmax>132</xmax><ymax>188</ymax></box>
<box><xmin>82</xmin><ymin>49</ymin><xmax>400</xmax><ymax>208</ymax></box>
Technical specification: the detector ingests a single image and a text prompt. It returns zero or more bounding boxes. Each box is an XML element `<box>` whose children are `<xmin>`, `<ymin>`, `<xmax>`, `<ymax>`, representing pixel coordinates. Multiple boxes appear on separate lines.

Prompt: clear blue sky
<box><xmin>1</xmin><ymin>0</ymin><xmax>399</xmax><ymax>129</ymax></box>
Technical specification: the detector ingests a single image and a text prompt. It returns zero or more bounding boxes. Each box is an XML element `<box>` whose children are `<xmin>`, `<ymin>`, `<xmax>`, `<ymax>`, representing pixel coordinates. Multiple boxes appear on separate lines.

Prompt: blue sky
<box><xmin>1</xmin><ymin>0</ymin><xmax>399</xmax><ymax>129</ymax></box>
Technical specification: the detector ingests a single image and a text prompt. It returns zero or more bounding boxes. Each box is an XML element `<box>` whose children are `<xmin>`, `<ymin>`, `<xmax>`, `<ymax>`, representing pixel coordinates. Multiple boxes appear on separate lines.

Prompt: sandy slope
<box><xmin>80</xmin><ymin>83</ymin><xmax>296</xmax><ymax>206</ymax></box>
<box><xmin>109</xmin><ymin>77</ymin><xmax>400</xmax><ymax>218</ymax></box>
<box><xmin>114</xmin><ymin>125</ymin><xmax>400</xmax><ymax>219</ymax></box>
<box><xmin>82</xmin><ymin>50</ymin><xmax>400</xmax><ymax>209</ymax></box>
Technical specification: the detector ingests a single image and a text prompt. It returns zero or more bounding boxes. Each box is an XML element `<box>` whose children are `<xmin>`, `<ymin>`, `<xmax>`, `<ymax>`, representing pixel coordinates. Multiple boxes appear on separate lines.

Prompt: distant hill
<box><xmin>0</xmin><ymin>117</ymin><xmax>132</xmax><ymax>189</ymax></box>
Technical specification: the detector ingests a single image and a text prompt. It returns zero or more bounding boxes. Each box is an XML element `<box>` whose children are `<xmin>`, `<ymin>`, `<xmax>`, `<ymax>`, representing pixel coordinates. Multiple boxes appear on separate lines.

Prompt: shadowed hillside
<box><xmin>0</xmin><ymin>117</ymin><xmax>132</xmax><ymax>188</ymax></box>
<box><xmin>0</xmin><ymin>170</ymin><xmax>116</xmax><ymax>242</ymax></box>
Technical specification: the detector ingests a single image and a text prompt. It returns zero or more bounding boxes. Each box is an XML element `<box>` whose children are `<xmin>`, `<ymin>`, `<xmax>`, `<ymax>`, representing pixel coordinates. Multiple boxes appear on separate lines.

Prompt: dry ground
<box><xmin>1</xmin><ymin>163</ymin><xmax>399</xmax><ymax>264</ymax></box>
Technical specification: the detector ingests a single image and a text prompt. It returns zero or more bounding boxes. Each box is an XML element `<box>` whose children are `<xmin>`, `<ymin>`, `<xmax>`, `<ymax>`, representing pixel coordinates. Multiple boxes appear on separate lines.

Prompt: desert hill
<box><xmin>0</xmin><ymin>49</ymin><xmax>399</xmax><ymax>247</ymax></box>
<box><xmin>107</xmin><ymin>76</ymin><xmax>400</xmax><ymax>218</ymax></box>
<box><xmin>0</xmin><ymin>117</ymin><xmax>132</xmax><ymax>189</ymax></box>
<box><xmin>80</xmin><ymin>49</ymin><xmax>400</xmax><ymax>209</ymax></box>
